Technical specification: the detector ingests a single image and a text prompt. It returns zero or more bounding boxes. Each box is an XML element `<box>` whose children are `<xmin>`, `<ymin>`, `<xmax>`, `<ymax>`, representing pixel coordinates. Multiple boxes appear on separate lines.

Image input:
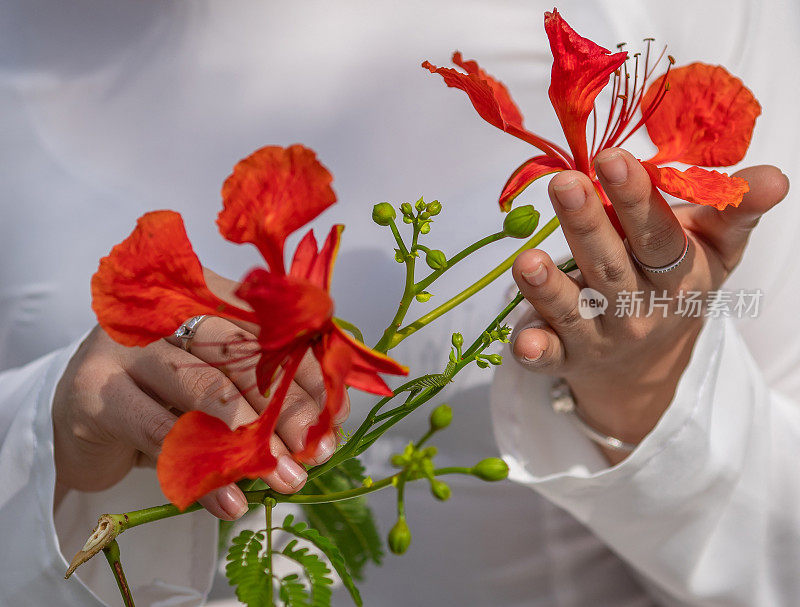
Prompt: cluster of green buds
<box><xmin>400</xmin><ymin>197</ymin><xmax>441</xmax><ymax>234</ymax></box>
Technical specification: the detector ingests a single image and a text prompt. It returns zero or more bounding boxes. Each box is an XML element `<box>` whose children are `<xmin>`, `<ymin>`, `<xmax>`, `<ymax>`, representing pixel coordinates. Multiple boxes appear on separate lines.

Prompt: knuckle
<box><xmin>140</xmin><ymin>411</ymin><xmax>174</xmax><ymax>449</ymax></box>
<box><xmin>183</xmin><ymin>367</ymin><xmax>231</xmax><ymax>403</ymax></box>
<box><xmin>568</xmin><ymin>215</ymin><xmax>603</xmax><ymax>238</ymax></box>
<box><xmin>552</xmin><ymin>306</ymin><xmax>582</xmax><ymax>330</ymax></box>
<box><xmin>616</xmin><ymin>180</ymin><xmax>652</xmax><ymax>208</ymax></box>
<box><xmin>632</xmin><ymin>222</ymin><xmax>680</xmax><ymax>255</ymax></box>
<box><xmin>593</xmin><ymin>252</ymin><xmax>629</xmax><ymax>285</ymax></box>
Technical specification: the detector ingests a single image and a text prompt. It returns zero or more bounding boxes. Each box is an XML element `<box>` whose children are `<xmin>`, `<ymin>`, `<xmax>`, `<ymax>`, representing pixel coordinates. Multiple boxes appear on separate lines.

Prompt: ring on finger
<box><xmin>173</xmin><ymin>315</ymin><xmax>211</xmax><ymax>352</ymax></box>
<box><xmin>629</xmin><ymin>231</ymin><xmax>690</xmax><ymax>275</ymax></box>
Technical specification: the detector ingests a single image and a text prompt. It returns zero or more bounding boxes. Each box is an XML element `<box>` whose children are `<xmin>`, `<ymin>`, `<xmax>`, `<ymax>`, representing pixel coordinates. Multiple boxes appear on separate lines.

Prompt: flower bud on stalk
<box><xmin>425</xmin><ymin>249</ymin><xmax>447</xmax><ymax>270</ymax></box>
<box><xmin>472</xmin><ymin>457</ymin><xmax>509</xmax><ymax>481</ymax></box>
<box><xmin>430</xmin><ymin>479</ymin><xmax>451</xmax><ymax>501</ymax></box>
<box><xmin>426</xmin><ymin>200</ymin><xmax>442</xmax><ymax>215</ymax></box>
<box><xmin>429</xmin><ymin>403</ymin><xmax>453</xmax><ymax>431</ymax></box>
<box><xmin>400</xmin><ymin>202</ymin><xmax>414</xmax><ymax>217</ymax></box>
<box><xmin>388</xmin><ymin>517</ymin><xmax>412</xmax><ymax>554</ymax></box>
<box><xmin>485</xmin><ymin>354</ymin><xmax>503</xmax><ymax>365</ymax></box>
<box><xmin>503</xmin><ymin>205</ymin><xmax>540</xmax><ymax>238</ymax></box>
<box><xmin>451</xmin><ymin>333</ymin><xmax>463</xmax><ymax>349</ymax></box>
<box><xmin>372</xmin><ymin>202</ymin><xmax>396</xmax><ymax>226</ymax></box>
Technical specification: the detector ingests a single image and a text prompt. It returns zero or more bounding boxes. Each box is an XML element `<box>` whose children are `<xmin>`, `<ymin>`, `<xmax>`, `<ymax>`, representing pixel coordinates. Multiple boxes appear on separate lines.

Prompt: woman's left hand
<box><xmin>511</xmin><ymin>147</ymin><xmax>789</xmax><ymax>463</ymax></box>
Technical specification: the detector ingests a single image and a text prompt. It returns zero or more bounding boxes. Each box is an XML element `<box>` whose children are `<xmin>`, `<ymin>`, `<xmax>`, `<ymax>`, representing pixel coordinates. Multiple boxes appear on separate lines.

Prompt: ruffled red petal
<box><xmin>643</xmin><ymin>63</ymin><xmax>761</xmax><ymax>167</ymax></box>
<box><xmin>499</xmin><ymin>155</ymin><xmax>567</xmax><ymax>211</ymax></box>
<box><xmin>544</xmin><ymin>9</ymin><xmax>626</xmax><ymax>173</ymax></box>
<box><xmin>641</xmin><ymin>162</ymin><xmax>749</xmax><ymax>210</ymax></box>
<box><xmin>91</xmin><ymin>211</ymin><xmax>254</xmax><ymax>347</ymax></box>
<box><xmin>235</xmin><ymin>268</ymin><xmax>333</xmax><ymax>353</ymax></box>
<box><xmin>217</xmin><ymin>145</ymin><xmax>336</xmax><ymax>274</ymax></box>
<box><xmin>298</xmin><ymin>327</ymin><xmax>407</xmax><ymax>459</ymax></box>
<box><xmin>422</xmin><ymin>52</ymin><xmax>525</xmax><ymax>134</ymax></box>
<box><xmin>290</xmin><ymin>225</ymin><xmax>344</xmax><ymax>291</ymax></box>
<box><xmin>157</xmin><ymin>352</ymin><xmax>302</xmax><ymax>509</ymax></box>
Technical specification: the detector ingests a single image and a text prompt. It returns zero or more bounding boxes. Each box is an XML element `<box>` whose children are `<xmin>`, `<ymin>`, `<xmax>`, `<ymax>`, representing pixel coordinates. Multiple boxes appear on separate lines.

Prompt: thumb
<box><xmin>682</xmin><ymin>165</ymin><xmax>789</xmax><ymax>272</ymax></box>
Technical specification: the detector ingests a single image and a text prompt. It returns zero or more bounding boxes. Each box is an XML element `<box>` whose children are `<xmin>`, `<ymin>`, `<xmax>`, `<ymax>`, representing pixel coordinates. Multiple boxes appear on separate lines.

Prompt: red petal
<box><xmin>499</xmin><ymin>155</ymin><xmax>567</xmax><ymax>211</ymax></box>
<box><xmin>299</xmin><ymin>327</ymin><xmax>408</xmax><ymax>459</ymax></box>
<box><xmin>290</xmin><ymin>225</ymin><xmax>344</xmax><ymax>291</ymax></box>
<box><xmin>643</xmin><ymin>63</ymin><xmax>761</xmax><ymax>167</ymax></box>
<box><xmin>91</xmin><ymin>211</ymin><xmax>254</xmax><ymax>347</ymax></box>
<box><xmin>235</xmin><ymin>268</ymin><xmax>333</xmax><ymax>352</ymax></box>
<box><xmin>217</xmin><ymin>145</ymin><xmax>336</xmax><ymax>274</ymax></box>
<box><xmin>157</xmin><ymin>352</ymin><xmax>302</xmax><ymax>510</ymax></box>
<box><xmin>641</xmin><ymin>162</ymin><xmax>749</xmax><ymax>210</ymax></box>
<box><xmin>422</xmin><ymin>52</ymin><xmax>525</xmax><ymax>133</ymax></box>
<box><xmin>545</xmin><ymin>9</ymin><xmax>627</xmax><ymax>173</ymax></box>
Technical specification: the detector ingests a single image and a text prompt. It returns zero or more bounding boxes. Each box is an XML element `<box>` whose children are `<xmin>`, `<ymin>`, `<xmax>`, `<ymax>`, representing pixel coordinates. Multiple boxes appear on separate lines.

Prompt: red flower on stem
<box><xmin>92</xmin><ymin>145</ymin><xmax>407</xmax><ymax>509</ymax></box>
<box><xmin>423</xmin><ymin>8</ymin><xmax>761</xmax><ymax>230</ymax></box>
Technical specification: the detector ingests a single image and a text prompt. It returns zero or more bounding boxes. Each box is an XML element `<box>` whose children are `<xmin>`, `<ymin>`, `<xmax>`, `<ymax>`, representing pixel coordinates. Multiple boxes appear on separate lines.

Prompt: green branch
<box><xmin>103</xmin><ymin>540</ymin><xmax>135</xmax><ymax>607</ymax></box>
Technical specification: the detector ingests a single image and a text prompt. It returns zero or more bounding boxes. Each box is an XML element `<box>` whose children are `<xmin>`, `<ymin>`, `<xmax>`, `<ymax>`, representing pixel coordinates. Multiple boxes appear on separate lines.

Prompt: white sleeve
<box><xmin>490</xmin><ymin>315</ymin><xmax>800</xmax><ymax>606</ymax></box>
<box><xmin>0</xmin><ymin>336</ymin><xmax>218</xmax><ymax>607</ymax></box>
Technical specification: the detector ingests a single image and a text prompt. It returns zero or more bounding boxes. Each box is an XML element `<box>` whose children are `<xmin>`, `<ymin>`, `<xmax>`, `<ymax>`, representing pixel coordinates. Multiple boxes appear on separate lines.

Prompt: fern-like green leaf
<box><xmin>281</xmin><ymin>539</ymin><xmax>334</xmax><ymax>606</ymax></box>
<box><xmin>278</xmin><ymin>574</ymin><xmax>309</xmax><ymax>606</ymax></box>
<box><xmin>300</xmin><ymin>458</ymin><xmax>382</xmax><ymax>584</ymax></box>
<box><xmin>283</xmin><ymin>513</ymin><xmax>365</xmax><ymax>606</ymax></box>
<box><xmin>225</xmin><ymin>530</ymin><xmax>273</xmax><ymax>606</ymax></box>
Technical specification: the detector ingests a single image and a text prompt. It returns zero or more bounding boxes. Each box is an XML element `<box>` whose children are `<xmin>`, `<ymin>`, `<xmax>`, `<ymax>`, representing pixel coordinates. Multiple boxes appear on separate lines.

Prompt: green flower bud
<box><xmin>402</xmin><ymin>215</ymin><xmax>413</xmax><ymax>224</ymax></box>
<box><xmin>425</xmin><ymin>249</ymin><xmax>447</xmax><ymax>271</ymax></box>
<box><xmin>400</xmin><ymin>202</ymin><xmax>414</xmax><ymax>217</ymax></box>
<box><xmin>486</xmin><ymin>354</ymin><xmax>503</xmax><ymax>365</ymax></box>
<box><xmin>394</xmin><ymin>249</ymin><xmax>404</xmax><ymax>263</ymax></box>
<box><xmin>426</xmin><ymin>200</ymin><xmax>442</xmax><ymax>215</ymax></box>
<box><xmin>475</xmin><ymin>358</ymin><xmax>489</xmax><ymax>369</ymax></box>
<box><xmin>503</xmin><ymin>205</ymin><xmax>540</xmax><ymax>239</ymax></box>
<box><xmin>419</xmin><ymin>211</ymin><xmax>431</xmax><ymax>220</ymax></box>
<box><xmin>388</xmin><ymin>518</ymin><xmax>411</xmax><ymax>554</ymax></box>
<box><xmin>415</xmin><ymin>291</ymin><xmax>432</xmax><ymax>302</ymax></box>
<box><xmin>422</xmin><ymin>446</ymin><xmax>438</xmax><ymax>458</ymax></box>
<box><xmin>430</xmin><ymin>479</ymin><xmax>451</xmax><ymax>501</ymax></box>
<box><xmin>415</xmin><ymin>197</ymin><xmax>426</xmax><ymax>212</ymax></box>
<box><xmin>451</xmin><ymin>333</ymin><xmax>464</xmax><ymax>349</ymax></box>
<box><xmin>371</xmin><ymin>202</ymin><xmax>396</xmax><ymax>226</ymax></box>
<box><xmin>472</xmin><ymin>457</ymin><xmax>509</xmax><ymax>482</ymax></box>
<box><xmin>390</xmin><ymin>454</ymin><xmax>406</xmax><ymax>468</ymax></box>
<box><xmin>419</xmin><ymin>221</ymin><xmax>431</xmax><ymax>234</ymax></box>
<box><xmin>429</xmin><ymin>403</ymin><xmax>453</xmax><ymax>431</ymax></box>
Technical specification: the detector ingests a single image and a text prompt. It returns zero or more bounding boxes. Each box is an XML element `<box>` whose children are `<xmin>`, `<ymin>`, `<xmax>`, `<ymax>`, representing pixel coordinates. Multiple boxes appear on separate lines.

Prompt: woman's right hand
<box><xmin>53</xmin><ymin>311</ymin><xmax>345</xmax><ymax>521</ymax></box>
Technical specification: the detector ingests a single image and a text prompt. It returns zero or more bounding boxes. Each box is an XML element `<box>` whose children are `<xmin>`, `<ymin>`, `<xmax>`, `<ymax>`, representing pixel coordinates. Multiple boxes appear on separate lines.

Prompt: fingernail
<box><xmin>216</xmin><ymin>485</ymin><xmax>248</xmax><ymax>520</ymax></box>
<box><xmin>522</xmin><ymin>262</ymin><xmax>547</xmax><ymax>286</ymax></box>
<box><xmin>553</xmin><ymin>179</ymin><xmax>586</xmax><ymax>210</ymax></box>
<box><xmin>277</xmin><ymin>454</ymin><xmax>308</xmax><ymax>489</ymax></box>
<box><xmin>522</xmin><ymin>350</ymin><xmax>544</xmax><ymax>363</ymax></box>
<box><xmin>312</xmin><ymin>432</ymin><xmax>337</xmax><ymax>464</ymax></box>
<box><xmin>595</xmin><ymin>152</ymin><xmax>628</xmax><ymax>185</ymax></box>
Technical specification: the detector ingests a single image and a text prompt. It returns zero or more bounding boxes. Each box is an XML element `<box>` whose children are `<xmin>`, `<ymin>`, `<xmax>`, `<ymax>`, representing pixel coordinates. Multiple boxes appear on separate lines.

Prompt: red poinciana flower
<box><xmin>92</xmin><ymin>145</ymin><xmax>407</xmax><ymax>509</ymax></box>
<box><xmin>422</xmin><ymin>8</ymin><xmax>761</xmax><ymax>229</ymax></box>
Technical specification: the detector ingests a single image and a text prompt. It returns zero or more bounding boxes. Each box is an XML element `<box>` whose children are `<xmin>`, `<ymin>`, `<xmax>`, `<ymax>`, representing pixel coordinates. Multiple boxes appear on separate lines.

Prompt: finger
<box><xmin>512</xmin><ymin>324</ymin><xmax>566</xmax><ymax>372</ymax></box>
<box><xmin>594</xmin><ymin>149</ymin><xmax>687</xmax><ymax>282</ymax></box>
<box><xmin>106</xmin><ymin>374</ymin><xmax>249</xmax><ymax>520</ymax></box>
<box><xmin>681</xmin><ymin>165</ymin><xmax>789</xmax><ymax>273</ymax></box>
<box><xmin>182</xmin><ymin>317</ymin><xmax>338</xmax><ymax>464</ymax></box>
<box><xmin>512</xmin><ymin>249</ymin><xmax>590</xmax><ymax>340</ymax></box>
<box><xmin>548</xmin><ymin>170</ymin><xmax>638</xmax><ymax>293</ymax></box>
<box><xmin>126</xmin><ymin>338</ymin><xmax>259</xmax><ymax>430</ymax></box>
<box><xmin>293</xmin><ymin>350</ymin><xmax>351</xmax><ymax>425</ymax></box>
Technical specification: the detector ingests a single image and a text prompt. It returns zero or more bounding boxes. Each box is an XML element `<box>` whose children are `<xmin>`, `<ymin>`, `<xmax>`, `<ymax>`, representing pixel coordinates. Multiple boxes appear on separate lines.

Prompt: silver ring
<box><xmin>173</xmin><ymin>315</ymin><xmax>210</xmax><ymax>351</ymax></box>
<box><xmin>630</xmin><ymin>231</ymin><xmax>690</xmax><ymax>274</ymax></box>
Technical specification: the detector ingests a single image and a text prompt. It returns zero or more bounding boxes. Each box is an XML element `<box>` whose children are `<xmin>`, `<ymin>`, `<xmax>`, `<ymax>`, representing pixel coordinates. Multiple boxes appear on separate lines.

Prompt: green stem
<box><xmin>414</xmin><ymin>230</ymin><xmax>506</xmax><ymax>293</ymax></box>
<box><xmin>264</xmin><ymin>498</ymin><xmax>275</xmax><ymax>606</ymax></box>
<box><xmin>103</xmin><ymin>540</ymin><xmax>135</xmax><ymax>607</ymax></box>
<box><xmin>387</xmin><ymin>216</ymin><xmax>560</xmax><ymax>349</ymax></box>
<box><xmin>388</xmin><ymin>218</ymin><xmax>409</xmax><ymax>257</ymax></box>
<box><xmin>375</xmin><ymin>230</ymin><xmax>419</xmax><ymax>353</ymax></box>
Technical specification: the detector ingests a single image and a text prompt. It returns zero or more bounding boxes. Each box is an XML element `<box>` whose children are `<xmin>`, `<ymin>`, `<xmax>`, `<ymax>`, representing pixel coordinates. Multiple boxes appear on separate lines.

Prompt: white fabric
<box><xmin>0</xmin><ymin>0</ymin><xmax>797</xmax><ymax>605</ymax></box>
